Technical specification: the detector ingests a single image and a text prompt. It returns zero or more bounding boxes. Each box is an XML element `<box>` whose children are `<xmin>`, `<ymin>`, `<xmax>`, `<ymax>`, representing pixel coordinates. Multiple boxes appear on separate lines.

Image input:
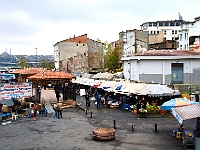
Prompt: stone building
<box><xmin>54</xmin><ymin>34</ymin><xmax>104</xmax><ymax>75</ymax></box>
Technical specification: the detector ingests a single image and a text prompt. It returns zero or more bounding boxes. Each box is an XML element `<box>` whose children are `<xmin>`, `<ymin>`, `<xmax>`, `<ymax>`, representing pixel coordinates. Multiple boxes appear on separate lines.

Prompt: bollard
<box><xmin>90</xmin><ymin>112</ymin><xmax>92</xmax><ymax>118</ymax></box>
<box><xmin>155</xmin><ymin>124</ymin><xmax>157</xmax><ymax>132</ymax></box>
<box><xmin>132</xmin><ymin>125</ymin><xmax>134</xmax><ymax>131</ymax></box>
<box><xmin>114</xmin><ymin>120</ymin><xmax>116</xmax><ymax>129</ymax></box>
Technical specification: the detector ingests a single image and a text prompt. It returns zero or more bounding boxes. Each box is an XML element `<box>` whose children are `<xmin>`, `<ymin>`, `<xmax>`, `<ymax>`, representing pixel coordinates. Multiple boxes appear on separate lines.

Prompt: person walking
<box><xmin>53</xmin><ymin>103</ymin><xmax>58</xmax><ymax>118</ymax></box>
<box><xmin>44</xmin><ymin>101</ymin><xmax>47</xmax><ymax>117</ymax></box>
<box><xmin>1</xmin><ymin>103</ymin><xmax>8</xmax><ymax>121</ymax></box>
<box><xmin>57</xmin><ymin>101</ymin><xmax>63</xmax><ymax>119</ymax></box>
<box><xmin>95</xmin><ymin>90</ymin><xmax>101</xmax><ymax>109</ymax></box>
<box><xmin>33</xmin><ymin>103</ymin><xmax>38</xmax><ymax>121</ymax></box>
<box><xmin>85</xmin><ymin>93</ymin><xmax>91</xmax><ymax>107</ymax></box>
<box><xmin>136</xmin><ymin>100</ymin><xmax>141</xmax><ymax>115</ymax></box>
<box><xmin>141</xmin><ymin>97</ymin><xmax>147</xmax><ymax>109</ymax></box>
<box><xmin>54</xmin><ymin>84</ymin><xmax>61</xmax><ymax>102</ymax></box>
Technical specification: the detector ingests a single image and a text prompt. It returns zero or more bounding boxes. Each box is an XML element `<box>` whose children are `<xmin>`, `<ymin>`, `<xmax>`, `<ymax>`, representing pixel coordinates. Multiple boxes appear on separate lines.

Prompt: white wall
<box><xmin>123</xmin><ymin>57</ymin><xmax>198</xmax><ymax>84</ymax></box>
<box><xmin>123</xmin><ymin>32</ymin><xmax>135</xmax><ymax>56</ymax></box>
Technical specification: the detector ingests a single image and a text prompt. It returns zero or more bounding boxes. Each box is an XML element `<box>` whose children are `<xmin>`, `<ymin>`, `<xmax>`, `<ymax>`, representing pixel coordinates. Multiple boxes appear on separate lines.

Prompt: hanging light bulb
<box><xmin>173</xmin><ymin>73</ymin><xmax>176</xmax><ymax>78</ymax></box>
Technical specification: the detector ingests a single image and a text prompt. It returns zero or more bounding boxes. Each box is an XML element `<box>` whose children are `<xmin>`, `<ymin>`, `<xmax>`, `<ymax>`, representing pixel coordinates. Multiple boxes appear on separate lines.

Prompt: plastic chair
<box><xmin>176</xmin><ymin>132</ymin><xmax>182</xmax><ymax>138</ymax></box>
<box><xmin>12</xmin><ymin>112</ymin><xmax>19</xmax><ymax>120</ymax></box>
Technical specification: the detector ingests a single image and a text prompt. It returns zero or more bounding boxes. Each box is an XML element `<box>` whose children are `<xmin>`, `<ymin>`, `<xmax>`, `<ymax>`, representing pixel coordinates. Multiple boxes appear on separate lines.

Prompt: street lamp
<box><xmin>35</xmin><ymin>48</ymin><xmax>37</xmax><ymax>67</ymax></box>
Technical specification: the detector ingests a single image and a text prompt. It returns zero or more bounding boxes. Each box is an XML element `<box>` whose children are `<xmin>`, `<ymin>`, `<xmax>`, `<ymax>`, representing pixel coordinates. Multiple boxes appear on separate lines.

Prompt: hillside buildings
<box><xmin>121</xmin><ymin>16</ymin><xmax>200</xmax><ymax>85</ymax></box>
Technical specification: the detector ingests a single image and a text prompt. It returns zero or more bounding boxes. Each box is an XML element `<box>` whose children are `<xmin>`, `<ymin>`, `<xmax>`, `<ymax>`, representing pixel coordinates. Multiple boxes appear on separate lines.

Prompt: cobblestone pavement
<box><xmin>0</xmin><ymin>89</ymin><xmax>194</xmax><ymax>150</ymax></box>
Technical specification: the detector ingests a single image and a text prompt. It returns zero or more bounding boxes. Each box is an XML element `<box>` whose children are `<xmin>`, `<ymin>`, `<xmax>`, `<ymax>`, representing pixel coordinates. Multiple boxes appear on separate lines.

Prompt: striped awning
<box><xmin>172</xmin><ymin>104</ymin><xmax>200</xmax><ymax>124</ymax></box>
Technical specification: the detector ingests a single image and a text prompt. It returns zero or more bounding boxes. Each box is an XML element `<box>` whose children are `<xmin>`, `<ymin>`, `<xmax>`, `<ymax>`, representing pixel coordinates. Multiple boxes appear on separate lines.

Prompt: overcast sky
<box><xmin>0</xmin><ymin>0</ymin><xmax>199</xmax><ymax>55</ymax></box>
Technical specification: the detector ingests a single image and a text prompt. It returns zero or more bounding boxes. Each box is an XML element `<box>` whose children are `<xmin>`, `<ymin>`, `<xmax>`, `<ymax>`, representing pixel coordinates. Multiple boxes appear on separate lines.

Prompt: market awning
<box><xmin>0</xmin><ymin>99</ymin><xmax>14</xmax><ymax>107</ymax></box>
<box><xmin>137</xmin><ymin>84</ymin><xmax>174</xmax><ymax>96</ymax></box>
<box><xmin>161</xmin><ymin>98</ymin><xmax>198</xmax><ymax>110</ymax></box>
<box><xmin>172</xmin><ymin>104</ymin><xmax>200</xmax><ymax>124</ymax></box>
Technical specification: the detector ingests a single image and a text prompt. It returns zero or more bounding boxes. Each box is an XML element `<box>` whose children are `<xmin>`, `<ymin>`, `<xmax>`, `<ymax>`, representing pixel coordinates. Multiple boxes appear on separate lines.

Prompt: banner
<box><xmin>0</xmin><ymin>83</ymin><xmax>32</xmax><ymax>100</ymax></box>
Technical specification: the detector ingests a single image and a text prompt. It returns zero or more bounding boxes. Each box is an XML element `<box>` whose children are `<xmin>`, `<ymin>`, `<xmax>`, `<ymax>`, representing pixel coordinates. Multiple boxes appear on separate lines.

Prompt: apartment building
<box><xmin>178</xmin><ymin>16</ymin><xmax>200</xmax><ymax>51</ymax></box>
<box><xmin>141</xmin><ymin>20</ymin><xmax>183</xmax><ymax>49</ymax></box>
<box><xmin>119</xmin><ymin>29</ymin><xmax>149</xmax><ymax>57</ymax></box>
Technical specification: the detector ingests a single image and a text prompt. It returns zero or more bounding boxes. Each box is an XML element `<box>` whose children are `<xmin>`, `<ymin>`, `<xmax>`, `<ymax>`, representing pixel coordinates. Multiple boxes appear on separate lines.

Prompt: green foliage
<box><xmin>41</xmin><ymin>58</ymin><xmax>55</xmax><ymax>70</ymax></box>
<box><xmin>104</xmin><ymin>42</ymin><xmax>120</xmax><ymax>72</ymax></box>
<box><xmin>133</xmin><ymin>105</ymin><xmax>136</xmax><ymax>110</ymax></box>
<box><xmin>17</xmin><ymin>57</ymin><xmax>29</xmax><ymax>68</ymax></box>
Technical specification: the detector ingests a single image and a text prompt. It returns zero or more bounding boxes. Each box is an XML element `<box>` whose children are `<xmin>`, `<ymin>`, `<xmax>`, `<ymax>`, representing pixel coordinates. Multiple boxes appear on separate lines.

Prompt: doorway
<box><xmin>171</xmin><ymin>63</ymin><xmax>183</xmax><ymax>84</ymax></box>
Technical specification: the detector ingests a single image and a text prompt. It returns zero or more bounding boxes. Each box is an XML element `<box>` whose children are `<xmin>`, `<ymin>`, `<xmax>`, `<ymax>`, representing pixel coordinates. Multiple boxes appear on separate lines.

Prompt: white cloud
<box><xmin>0</xmin><ymin>0</ymin><xmax>199</xmax><ymax>55</ymax></box>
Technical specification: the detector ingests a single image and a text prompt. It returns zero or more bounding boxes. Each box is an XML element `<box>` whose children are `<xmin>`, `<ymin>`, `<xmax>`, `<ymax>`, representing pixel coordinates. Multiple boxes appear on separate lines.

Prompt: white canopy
<box><xmin>72</xmin><ymin>78</ymin><xmax>177</xmax><ymax>96</ymax></box>
<box><xmin>172</xmin><ymin>104</ymin><xmax>200</xmax><ymax>124</ymax></box>
<box><xmin>137</xmin><ymin>84</ymin><xmax>174</xmax><ymax>96</ymax></box>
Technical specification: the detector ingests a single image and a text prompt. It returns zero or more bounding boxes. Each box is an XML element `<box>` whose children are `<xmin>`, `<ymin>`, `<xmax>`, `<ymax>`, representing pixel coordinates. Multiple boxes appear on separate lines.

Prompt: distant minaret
<box><xmin>10</xmin><ymin>48</ymin><xmax>11</xmax><ymax>55</ymax></box>
<box><xmin>178</xmin><ymin>12</ymin><xmax>183</xmax><ymax>20</ymax></box>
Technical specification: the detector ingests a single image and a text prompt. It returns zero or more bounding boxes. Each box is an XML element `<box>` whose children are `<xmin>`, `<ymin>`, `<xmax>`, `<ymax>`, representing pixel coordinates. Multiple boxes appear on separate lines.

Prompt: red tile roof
<box><xmin>28</xmin><ymin>70</ymin><xmax>75</xmax><ymax>80</ymax></box>
<box><xmin>136</xmin><ymin>50</ymin><xmax>200</xmax><ymax>56</ymax></box>
<box><xmin>54</xmin><ymin>34</ymin><xmax>88</xmax><ymax>46</ymax></box>
<box><xmin>11</xmin><ymin>68</ymin><xmax>43</xmax><ymax>75</ymax></box>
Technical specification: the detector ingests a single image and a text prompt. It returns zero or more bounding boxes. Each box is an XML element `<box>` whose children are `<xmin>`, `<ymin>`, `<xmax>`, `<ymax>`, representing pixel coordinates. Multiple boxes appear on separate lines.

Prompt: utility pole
<box><xmin>35</xmin><ymin>48</ymin><xmax>37</xmax><ymax>67</ymax></box>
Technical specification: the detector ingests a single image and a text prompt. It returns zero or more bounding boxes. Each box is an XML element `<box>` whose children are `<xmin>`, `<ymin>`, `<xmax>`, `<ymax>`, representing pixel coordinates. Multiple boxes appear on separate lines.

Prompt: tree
<box><xmin>104</xmin><ymin>42</ymin><xmax>120</xmax><ymax>72</ymax></box>
<box><xmin>17</xmin><ymin>57</ymin><xmax>29</xmax><ymax>68</ymax></box>
<box><xmin>41</xmin><ymin>58</ymin><xmax>55</xmax><ymax>70</ymax></box>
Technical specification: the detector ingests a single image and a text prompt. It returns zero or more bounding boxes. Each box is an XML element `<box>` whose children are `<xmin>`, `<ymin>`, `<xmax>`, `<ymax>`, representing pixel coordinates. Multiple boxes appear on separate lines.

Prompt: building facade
<box><xmin>54</xmin><ymin>34</ymin><xmax>104</xmax><ymax>75</ymax></box>
<box><xmin>178</xmin><ymin>16</ymin><xmax>200</xmax><ymax>51</ymax></box>
<box><xmin>119</xmin><ymin>30</ymin><xmax>148</xmax><ymax>57</ymax></box>
<box><xmin>141</xmin><ymin>20</ymin><xmax>183</xmax><ymax>49</ymax></box>
<box><xmin>122</xmin><ymin>50</ymin><xmax>200</xmax><ymax>84</ymax></box>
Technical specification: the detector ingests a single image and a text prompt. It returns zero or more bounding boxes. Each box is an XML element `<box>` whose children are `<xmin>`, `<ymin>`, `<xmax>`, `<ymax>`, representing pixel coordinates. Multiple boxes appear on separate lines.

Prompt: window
<box><xmin>180</xmin><ymin>34</ymin><xmax>182</xmax><ymax>41</ymax></box>
<box><xmin>154</xmin><ymin>31</ymin><xmax>156</xmax><ymax>34</ymax></box>
<box><xmin>76</xmin><ymin>44</ymin><xmax>78</xmax><ymax>46</ymax></box>
<box><xmin>157</xmin><ymin>31</ymin><xmax>159</xmax><ymax>34</ymax></box>
<box><xmin>185</xmin><ymin>45</ymin><xmax>186</xmax><ymax>50</ymax></box>
<box><xmin>150</xmin><ymin>31</ymin><xmax>153</xmax><ymax>34</ymax></box>
<box><xmin>172</xmin><ymin>30</ymin><xmax>174</xmax><ymax>34</ymax></box>
<box><xmin>176</xmin><ymin>22</ymin><xmax>180</xmax><ymax>26</ymax></box>
<box><xmin>164</xmin><ymin>30</ymin><xmax>167</xmax><ymax>35</ymax></box>
<box><xmin>164</xmin><ymin>22</ymin><xmax>169</xmax><ymax>26</ymax></box>
<box><xmin>148</xmin><ymin>22</ymin><xmax>152</xmax><ymax>26</ymax></box>
<box><xmin>185</xmin><ymin>33</ymin><xmax>187</xmax><ymax>40</ymax></box>
<box><xmin>83</xmin><ymin>44</ymin><xmax>85</xmax><ymax>46</ymax></box>
<box><xmin>180</xmin><ymin>45</ymin><xmax>182</xmax><ymax>50</ymax></box>
<box><xmin>175</xmin><ymin>30</ymin><xmax>177</xmax><ymax>34</ymax></box>
<box><xmin>153</xmin><ymin>22</ymin><xmax>157</xmax><ymax>26</ymax></box>
<box><xmin>170</xmin><ymin>22</ymin><xmax>175</xmax><ymax>26</ymax></box>
<box><xmin>159</xmin><ymin>22</ymin><xmax>163</xmax><ymax>26</ymax></box>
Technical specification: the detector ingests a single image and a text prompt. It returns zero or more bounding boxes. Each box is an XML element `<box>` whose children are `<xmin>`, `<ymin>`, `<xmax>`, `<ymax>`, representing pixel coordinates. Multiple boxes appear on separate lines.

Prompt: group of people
<box><xmin>136</xmin><ymin>97</ymin><xmax>147</xmax><ymax>114</ymax></box>
<box><xmin>53</xmin><ymin>102</ymin><xmax>63</xmax><ymax>119</ymax></box>
<box><xmin>84</xmin><ymin>88</ymin><xmax>102</xmax><ymax>109</ymax></box>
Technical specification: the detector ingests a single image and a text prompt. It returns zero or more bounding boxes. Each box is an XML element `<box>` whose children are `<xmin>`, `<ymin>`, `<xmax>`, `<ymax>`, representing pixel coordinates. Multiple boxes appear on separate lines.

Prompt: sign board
<box><xmin>80</xmin><ymin>89</ymin><xmax>86</xmax><ymax>96</ymax></box>
<box><xmin>0</xmin><ymin>82</ymin><xmax>32</xmax><ymax>100</ymax></box>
